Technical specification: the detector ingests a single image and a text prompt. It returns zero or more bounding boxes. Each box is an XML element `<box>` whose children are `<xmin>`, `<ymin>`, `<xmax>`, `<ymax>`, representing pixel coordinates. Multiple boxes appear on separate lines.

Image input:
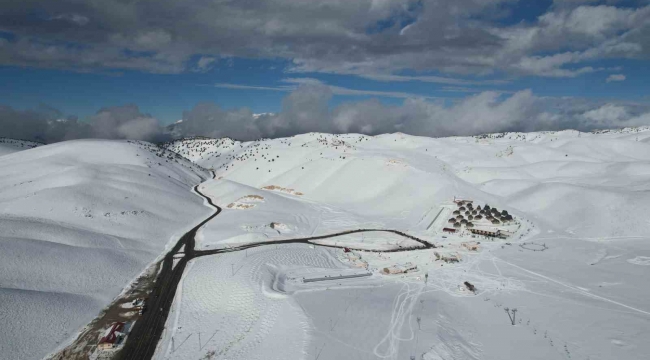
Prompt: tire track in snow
<box><xmin>495</xmin><ymin>257</ymin><xmax>650</xmax><ymax>317</ymax></box>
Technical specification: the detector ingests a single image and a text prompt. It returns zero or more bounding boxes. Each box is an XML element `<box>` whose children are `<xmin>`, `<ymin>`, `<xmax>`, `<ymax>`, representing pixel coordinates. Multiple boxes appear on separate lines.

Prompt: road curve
<box><xmin>196</xmin><ymin>228</ymin><xmax>435</xmax><ymax>258</ymax></box>
<box><xmin>117</xmin><ymin>173</ymin><xmax>435</xmax><ymax>360</ymax></box>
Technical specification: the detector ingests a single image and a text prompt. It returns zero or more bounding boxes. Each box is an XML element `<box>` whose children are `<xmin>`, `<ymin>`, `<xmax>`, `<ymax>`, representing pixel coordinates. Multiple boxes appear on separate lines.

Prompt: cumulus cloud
<box><xmin>581</xmin><ymin>103</ymin><xmax>629</xmax><ymax>125</ymax></box>
<box><xmin>606</xmin><ymin>74</ymin><xmax>626</xmax><ymax>82</ymax></box>
<box><xmin>0</xmin><ymin>0</ymin><xmax>647</xmax><ymax>78</ymax></box>
<box><xmin>90</xmin><ymin>105</ymin><xmax>164</xmax><ymax>141</ymax></box>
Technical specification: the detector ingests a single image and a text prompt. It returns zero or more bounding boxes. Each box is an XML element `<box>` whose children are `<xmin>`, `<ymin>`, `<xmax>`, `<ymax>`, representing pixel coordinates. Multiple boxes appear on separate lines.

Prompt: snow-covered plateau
<box><xmin>2</xmin><ymin>127</ymin><xmax>650</xmax><ymax>360</ymax></box>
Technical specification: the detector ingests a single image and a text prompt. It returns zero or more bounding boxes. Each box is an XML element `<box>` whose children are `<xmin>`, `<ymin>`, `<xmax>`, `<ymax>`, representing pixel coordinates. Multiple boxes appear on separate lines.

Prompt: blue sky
<box><xmin>0</xmin><ymin>0</ymin><xmax>649</xmax><ymax>141</ymax></box>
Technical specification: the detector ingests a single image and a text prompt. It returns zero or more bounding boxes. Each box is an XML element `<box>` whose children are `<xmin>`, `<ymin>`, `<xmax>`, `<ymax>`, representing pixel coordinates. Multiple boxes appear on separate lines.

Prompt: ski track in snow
<box><xmin>373</xmin><ymin>282</ymin><xmax>423</xmax><ymax>359</ymax></box>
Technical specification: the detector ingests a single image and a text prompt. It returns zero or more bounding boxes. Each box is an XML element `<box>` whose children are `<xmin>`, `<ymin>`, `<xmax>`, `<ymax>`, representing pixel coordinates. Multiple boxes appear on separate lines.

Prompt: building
<box><xmin>453</xmin><ymin>197</ymin><xmax>473</xmax><ymax>204</ymax></box>
<box><xmin>382</xmin><ymin>263</ymin><xmax>417</xmax><ymax>275</ymax></box>
<box><xmin>469</xmin><ymin>228</ymin><xmax>511</xmax><ymax>239</ymax></box>
<box><xmin>498</xmin><ymin>230</ymin><xmax>515</xmax><ymax>238</ymax></box>
<box><xmin>97</xmin><ymin>322</ymin><xmax>126</xmax><ymax>350</ymax></box>
<box><xmin>442</xmin><ymin>227</ymin><xmax>456</xmax><ymax>233</ymax></box>
<box><xmin>461</xmin><ymin>242</ymin><xmax>479</xmax><ymax>251</ymax></box>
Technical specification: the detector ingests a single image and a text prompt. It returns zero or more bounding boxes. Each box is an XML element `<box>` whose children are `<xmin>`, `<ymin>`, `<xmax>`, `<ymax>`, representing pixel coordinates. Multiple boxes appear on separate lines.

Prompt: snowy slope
<box><xmin>0</xmin><ymin>139</ymin><xmax>211</xmax><ymax>360</ymax></box>
<box><xmin>167</xmin><ymin>128</ymin><xmax>650</xmax><ymax>242</ymax></box>
<box><xmin>0</xmin><ymin>137</ymin><xmax>43</xmax><ymax>156</ymax></box>
<box><xmin>157</xmin><ymin>128</ymin><xmax>650</xmax><ymax>360</ymax></box>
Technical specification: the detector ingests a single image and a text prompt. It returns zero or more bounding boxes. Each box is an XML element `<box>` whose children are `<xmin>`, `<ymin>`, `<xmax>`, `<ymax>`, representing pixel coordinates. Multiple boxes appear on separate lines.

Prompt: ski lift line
<box><xmin>426</xmin><ymin>207</ymin><xmax>445</xmax><ymax>230</ymax></box>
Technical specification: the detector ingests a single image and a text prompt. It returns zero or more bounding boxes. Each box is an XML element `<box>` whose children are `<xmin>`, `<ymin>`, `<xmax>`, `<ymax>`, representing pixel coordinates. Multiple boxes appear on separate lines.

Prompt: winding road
<box><xmin>117</xmin><ymin>173</ymin><xmax>435</xmax><ymax>360</ymax></box>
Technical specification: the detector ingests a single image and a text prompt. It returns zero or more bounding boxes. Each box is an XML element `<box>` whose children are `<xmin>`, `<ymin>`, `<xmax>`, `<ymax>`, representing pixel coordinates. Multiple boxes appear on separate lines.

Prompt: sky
<box><xmin>0</xmin><ymin>0</ymin><xmax>649</xmax><ymax>142</ymax></box>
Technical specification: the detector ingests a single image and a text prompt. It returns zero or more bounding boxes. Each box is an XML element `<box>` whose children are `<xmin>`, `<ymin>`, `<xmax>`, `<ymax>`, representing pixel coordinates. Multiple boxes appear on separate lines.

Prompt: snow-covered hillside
<box><xmin>0</xmin><ymin>137</ymin><xmax>43</xmax><ymax>156</ymax></box>
<box><xmin>0</xmin><ymin>139</ymin><xmax>212</xmax><ymax>360</ymax></box>
<box><xmin>157</xmin><ymin>128</ymin><xmax>650</xmax><ymax>360</ymax></box>
<box><xmin>166</xmin><ymin>128</ymin><xmax>650</xmax><ymax>241</ymax></box>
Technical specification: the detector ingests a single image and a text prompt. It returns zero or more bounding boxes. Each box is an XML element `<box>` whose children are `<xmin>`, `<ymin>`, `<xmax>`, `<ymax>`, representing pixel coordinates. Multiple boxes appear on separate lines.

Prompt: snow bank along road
<box><xmin>117</xmin><ymin>176</ymin><xmax>435</xmax><ymax>360</ymax></box>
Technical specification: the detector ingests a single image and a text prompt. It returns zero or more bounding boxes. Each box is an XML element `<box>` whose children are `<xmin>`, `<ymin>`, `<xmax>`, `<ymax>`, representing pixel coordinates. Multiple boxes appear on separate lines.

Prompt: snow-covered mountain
<box><xmin>0</xmin><ymin>139</ymin><xmax>212</xmax><ymax>360</ymax></box>
<box><xmin>3</xmin><ymin>127</ymin><xmax>650</xmax><ymax>360</ymax></box>
<box><xmin>158</xmin><ymin>128</ymin><xmax>650</xmax><ymax>360</ymax></box>
<box><xmin>165</xmin><ymin>128</ymin><xmax>650</xmax><ymax>239</ymax></box>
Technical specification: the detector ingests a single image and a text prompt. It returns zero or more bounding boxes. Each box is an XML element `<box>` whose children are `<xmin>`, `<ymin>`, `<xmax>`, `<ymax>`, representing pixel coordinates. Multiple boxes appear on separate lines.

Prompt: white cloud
<box><xmin>194</xmin><ymin>56</ymin><xmax>217</xmax><ymax>72</ymax></box>
<box><xmin>215</xmin><ymin>83</ymin><xmax>294</xmax><ymax>92</ymax></box>
<box><xmin>581</xmin><ymin>103</ymin><xmax>628</xmax><ymax>125</ymax></box>
<box><xmin>51</xmin><ymin>13</ymin><xmax>90</xmax><ymax>26</ymax></box>
<box><xmin>606</xmin><ymin>74</ymin><xmax>626</xmax><ymax>82</ymax></box>
<box><xmin>539</xmin><ymin>5</ymin><xmax>635</xmax><ymax>38</ymax></box>
<box><xmin>215</xmin><ymin>79</ymin><xmax>437</xmax><ymax>99</ymax></box>
<box><xmin>355</xmin><ymin>74</ymin><xmax>510</xmax><ymax>86</ymax></box>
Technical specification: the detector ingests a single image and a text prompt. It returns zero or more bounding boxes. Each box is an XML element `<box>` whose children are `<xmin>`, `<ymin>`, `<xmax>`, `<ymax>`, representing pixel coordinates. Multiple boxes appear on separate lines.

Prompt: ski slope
<box><xmin>0</xmin><ymin>139</ymin><xmax>211</xmax><ymax>360</ymax></box>
<box><xmin>156</xmin><ymin>128</ymin><xmax>650</xmax><ymax>360</ymax></box>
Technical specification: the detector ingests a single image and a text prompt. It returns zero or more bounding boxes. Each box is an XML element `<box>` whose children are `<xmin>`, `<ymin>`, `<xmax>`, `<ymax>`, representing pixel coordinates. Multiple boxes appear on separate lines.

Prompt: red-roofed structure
<box><xmin>98</xmin><ymin>322</ymin><xmax>125</xmax><ymax>350</ymax></box>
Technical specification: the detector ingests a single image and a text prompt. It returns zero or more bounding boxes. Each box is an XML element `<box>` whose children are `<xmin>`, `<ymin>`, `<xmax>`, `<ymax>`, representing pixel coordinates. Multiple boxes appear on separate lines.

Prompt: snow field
<box><xmin>155</xmin><ymin>244</ymin><xmax>345</xmax><ymax>360</ymax></box>
<box><xmin>163</xmin><ymin>129</ymin><xmax>650</xmax><ymax>360</ymax></box>
<box><xmin>0</xmin><ymin>126</ymin><xmax>645</xmax><ymax>359</ymax></box>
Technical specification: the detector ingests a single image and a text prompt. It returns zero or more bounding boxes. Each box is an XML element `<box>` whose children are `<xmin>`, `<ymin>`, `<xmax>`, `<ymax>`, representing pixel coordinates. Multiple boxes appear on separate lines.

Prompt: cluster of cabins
<box><xmin>446</xmin><ymin>200</ymin><xmax>513</xmax><ymax>230</ymax></box>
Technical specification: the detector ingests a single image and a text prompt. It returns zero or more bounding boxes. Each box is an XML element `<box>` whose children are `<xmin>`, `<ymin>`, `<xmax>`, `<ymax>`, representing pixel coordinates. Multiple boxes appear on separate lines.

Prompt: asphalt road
<box><xmin>117</xmin><ymin>174</ymin><xmax>435</xmax><ymax>360</ymax></box>
<box><xmin>116</xmin><ymin>182</ymin><xmax>221</xmax><ymax>360</ymax></box>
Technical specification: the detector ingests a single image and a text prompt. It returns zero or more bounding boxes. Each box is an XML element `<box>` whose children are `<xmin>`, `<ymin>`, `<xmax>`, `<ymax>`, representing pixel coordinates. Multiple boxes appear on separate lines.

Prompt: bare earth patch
<box><xmin>261</xmin><ymin>185</ymin><xmax>304</xmax><ymax>196</ymax></box>
<box><xmin>227</xmin><ymin>195</ymin><xmax>265</xmax><ymax>209</ymax></box>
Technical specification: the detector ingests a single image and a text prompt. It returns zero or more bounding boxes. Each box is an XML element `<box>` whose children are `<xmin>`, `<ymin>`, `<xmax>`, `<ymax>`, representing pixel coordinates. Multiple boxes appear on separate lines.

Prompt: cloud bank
<box><xmin>175</xmin><ymin>85</ymin><xmax>650</xmax><ymax>140</ymax></box>
<box><xmin>0</xmin><ymin>104</ymin><xmax>164</xmax><ymax>143</ymax></box>
<box><xmin>3</xmin><ymin>86</ymin><xmax>649</xmax><ymax>143</ymax></box>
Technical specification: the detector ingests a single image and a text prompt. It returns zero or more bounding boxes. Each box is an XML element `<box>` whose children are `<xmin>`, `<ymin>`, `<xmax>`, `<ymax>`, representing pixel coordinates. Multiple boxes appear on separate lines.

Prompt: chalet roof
<box><xmin>99</xmin><ymin>322</ymin><xmax>125</xmax><ymax>345</ymax></box>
